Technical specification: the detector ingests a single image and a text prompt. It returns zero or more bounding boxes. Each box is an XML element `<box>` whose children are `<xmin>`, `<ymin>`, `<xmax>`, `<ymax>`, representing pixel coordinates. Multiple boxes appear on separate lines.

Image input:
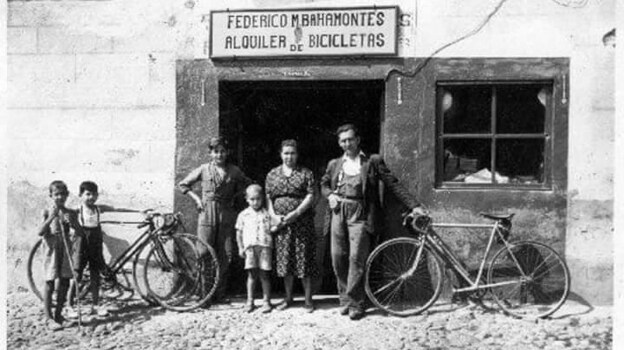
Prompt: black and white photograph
<box><xmin>1</xmin><ymin>0</ymin><xmax>620</xmax><ymax>349</ymax></box>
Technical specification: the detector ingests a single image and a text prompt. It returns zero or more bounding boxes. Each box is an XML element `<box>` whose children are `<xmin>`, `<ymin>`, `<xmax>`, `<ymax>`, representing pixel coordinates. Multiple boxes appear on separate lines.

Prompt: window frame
<box><xmin>435</xmin><ymin>80</ymin><xmax>554</xmax><ymax>190</ymax></box>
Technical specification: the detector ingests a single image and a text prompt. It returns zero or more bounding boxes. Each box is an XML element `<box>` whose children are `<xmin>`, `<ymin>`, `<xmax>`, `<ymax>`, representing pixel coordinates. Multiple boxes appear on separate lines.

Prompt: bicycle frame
<box><xmin>416</xmin><ymin>220</ymin><xmax>520</xmax><ymax>293</ymax></box>
<box><xmin>102</xmin><ymin>219</ymin><xmax>182</xmax><ymax>282</ymax></box>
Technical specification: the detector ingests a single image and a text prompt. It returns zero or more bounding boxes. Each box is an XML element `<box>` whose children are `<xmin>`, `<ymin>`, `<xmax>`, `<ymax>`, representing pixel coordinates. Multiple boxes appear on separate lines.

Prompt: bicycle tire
<box><xmin>132</xmin><ymin>243</ymin><xmax>160</xmax><ymax>305</ymax></box>
<box><xmin>487</xmin><ymin>241</ymin><xmax>570</xmax><ymax>319</ymax></box>
<box><xmin>365</xmin><ymin>237</ymin><xmax>443</xmax><ymax>316</ymax></box>
<box><xmin>142</xmin><ymin>233</ymin><xmax>219</xmax><ymax>312</ymax></box>
<box><xmin>27</xmin><ymin>239</ymin><xmax>45</xmax><ymax>302</ymax></box>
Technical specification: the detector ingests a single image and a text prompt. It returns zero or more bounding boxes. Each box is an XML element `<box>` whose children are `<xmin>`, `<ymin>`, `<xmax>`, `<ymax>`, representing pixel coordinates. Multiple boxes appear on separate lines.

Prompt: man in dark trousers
<box><xmin>321</xmin><ymin>123</ymin><xmax>427</xmax><ymax>320</ymax></box>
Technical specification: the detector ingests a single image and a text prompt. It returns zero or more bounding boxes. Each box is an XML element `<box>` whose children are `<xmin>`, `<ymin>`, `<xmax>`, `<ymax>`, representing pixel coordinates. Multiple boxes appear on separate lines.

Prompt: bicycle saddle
<box><xmin>479</xmin><ymin>212</ymin><xmax>515</xmax><ymax>220</ymax></box>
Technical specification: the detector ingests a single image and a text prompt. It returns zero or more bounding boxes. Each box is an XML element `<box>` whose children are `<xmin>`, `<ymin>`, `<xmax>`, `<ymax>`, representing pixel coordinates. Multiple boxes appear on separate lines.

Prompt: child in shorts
<box><xmin>37</xmin><ymin>180</ymin><xmax>83</xmax><ymax>330</ymax></box>
<box><xmin>236</xmin><ymin>184</ymin><xmax>274</xmax><ymax>313</ymax></box>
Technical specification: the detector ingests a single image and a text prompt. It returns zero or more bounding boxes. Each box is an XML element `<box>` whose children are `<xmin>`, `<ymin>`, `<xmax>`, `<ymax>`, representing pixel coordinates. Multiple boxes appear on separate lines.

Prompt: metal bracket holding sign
<box><xmin>210</xmin><ymin>6</ymin><xmax>398</xmax><ymax>59</ymax></box>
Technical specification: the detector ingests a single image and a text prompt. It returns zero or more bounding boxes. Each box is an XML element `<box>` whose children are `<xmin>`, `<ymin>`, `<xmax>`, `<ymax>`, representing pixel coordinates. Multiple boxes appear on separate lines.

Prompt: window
<box><xmin>436</xmin><ymin>82</ymin><xmax>552</xmax><ymax>189</ymax></box>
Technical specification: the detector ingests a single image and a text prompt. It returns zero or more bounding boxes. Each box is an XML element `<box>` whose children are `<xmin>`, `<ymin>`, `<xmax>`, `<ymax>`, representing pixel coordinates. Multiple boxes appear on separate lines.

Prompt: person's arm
<box><xmin>373</xmin><ymin>155</ymin><xmax>426</xmax><ymax>215</ymax></box>
<box><xmin>179</xmin><ymin>165</ymin><xmax>204</xmax><ymax>211</ymax></box>
<box><xmin>235</xmin><ymin>214</ymin><xmax>245</xmax><ymax>258</ymax></box>
<box><xmin>320</xmin><ymin>160</ymin><xmax>334</xmax><ymax>198</ymax></box>
<box><xmin>320</xmin><ymin>160</ymin><xmax>341</xmax><ymax>210</ymax></box>
<box><xmin>283</xmin><ymin>169</ymin><xmax>316</xmax><ymax>224</ymax></box>
<box><xmin>37</xmin><ymin>208</ymin><xmax>57</xmax><ymax>237</ymax></box>
<box><xmin>97</xmin><ymin>204</ymin><xmax>141</xmax><ymax>213</ymax></box>
<box><xmin>236</xmin><ymin>229</ymin><xmax>245</xmax><ymax>258</ymax></box>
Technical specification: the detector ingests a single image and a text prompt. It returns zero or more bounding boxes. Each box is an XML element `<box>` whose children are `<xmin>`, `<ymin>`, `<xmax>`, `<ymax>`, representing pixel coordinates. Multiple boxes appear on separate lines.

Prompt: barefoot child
<box><xmin>37</xmin><ymin>180</ymin><xmax>83</xmax><ymax>330</ymax></box>
<box><xmin>236</xmin><ymin>184</ymin><xmax>274</xmax><ymax>313</ymax></box>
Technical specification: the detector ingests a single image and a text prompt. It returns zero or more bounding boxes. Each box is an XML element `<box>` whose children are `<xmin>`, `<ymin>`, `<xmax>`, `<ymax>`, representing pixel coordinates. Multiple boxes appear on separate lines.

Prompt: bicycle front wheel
<box><xmin>142</xmin><ymin>233</ymin><xmax>218</xmax><ymax>311</ymax></box>
<box><xmin>487</xmin><ymin>241</ymin><xmax>570</xmax><ymax>319</ymax></box>
<box><xmin>365</xmin><ymin>237</ymin><xmax>443</xmax><ymax>316</ymax></box>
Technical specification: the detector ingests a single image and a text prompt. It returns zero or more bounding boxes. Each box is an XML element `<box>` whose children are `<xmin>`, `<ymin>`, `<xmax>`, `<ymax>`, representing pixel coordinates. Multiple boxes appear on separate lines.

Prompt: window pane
<box><xmin>496</xmin><ymin>85</ymin><xmax>547</xmax><ymax>134</ymax></box>
<box><xmin>441</xmin><ymin>86</ymin><xmax>491</xmax><ymax>134</ymax></box>
<box><xmin>496</xmin><ymin>139</ymin><xmax>545</xmax><ymax>184</ymax></box>
<box><xmin>442</xmin><ymin>139</ymin><xmax>492</xmax><ymax>182</ymax></box>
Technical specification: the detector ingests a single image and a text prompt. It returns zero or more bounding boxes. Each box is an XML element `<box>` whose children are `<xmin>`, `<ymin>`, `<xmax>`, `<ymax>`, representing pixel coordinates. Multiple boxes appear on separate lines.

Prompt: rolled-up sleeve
<box><xmin>178</xmin><ymin>165</ymin><xmax>203</xmax><ymax>194</ymax></box>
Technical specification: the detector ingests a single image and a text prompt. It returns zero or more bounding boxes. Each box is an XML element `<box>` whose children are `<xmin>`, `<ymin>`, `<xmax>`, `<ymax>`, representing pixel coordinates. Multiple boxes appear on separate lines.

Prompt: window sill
<box><xmin>435</xmin><ymin>183</ymin><xmax>552</xmax><ymax>192</ymax></box>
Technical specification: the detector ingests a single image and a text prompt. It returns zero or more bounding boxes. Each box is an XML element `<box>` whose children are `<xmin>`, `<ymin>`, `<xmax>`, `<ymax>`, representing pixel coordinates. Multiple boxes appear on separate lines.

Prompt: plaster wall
<box><xmin>6</xmin><ymin>0</ymin><xmax>614</xmax><ymax>303</ymax></box>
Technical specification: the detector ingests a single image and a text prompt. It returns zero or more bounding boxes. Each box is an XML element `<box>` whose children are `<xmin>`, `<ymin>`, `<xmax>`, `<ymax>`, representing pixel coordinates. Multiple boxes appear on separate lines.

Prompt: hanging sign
<box><xmin>210</xmin><ymin>6</ymin><xmax>398</xmax><ymax>58</ymax></box>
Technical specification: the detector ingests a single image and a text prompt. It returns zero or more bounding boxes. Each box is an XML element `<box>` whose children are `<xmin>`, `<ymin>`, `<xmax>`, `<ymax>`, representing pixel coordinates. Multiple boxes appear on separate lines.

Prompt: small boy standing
<box><xmin>67</xmin><ymin>181</ymin><xmax>110</xmax><ymax>318</ymax></box>
<box><xmin>37</xmin><ymin>180</ymin><xmax>83</xmax><ymax>330</ymax></box>
<box><xmin>236</xmin><ymin>184</ymin><xmax>274</xmax><ymax>313</ymax></box>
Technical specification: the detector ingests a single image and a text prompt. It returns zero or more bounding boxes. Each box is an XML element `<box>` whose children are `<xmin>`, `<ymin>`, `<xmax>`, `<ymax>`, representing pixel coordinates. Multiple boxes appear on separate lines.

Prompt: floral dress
<box><xmin>265</xmin><ymin>166</ymin><xmax>319</xmax><ymax>278</ymax></box>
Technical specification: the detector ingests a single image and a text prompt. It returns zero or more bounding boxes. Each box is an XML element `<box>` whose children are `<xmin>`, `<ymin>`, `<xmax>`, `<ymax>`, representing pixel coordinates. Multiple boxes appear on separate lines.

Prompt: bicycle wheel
<box><xmin>487</xmin><ymin>241</ymin><xmax>570</xmax><ymax>319</ymax></box>
<box><xmin>365</xmin><ymin>237</ymin><xmax>443</xmax><ymax>316</ymax></box>
<box><xmin>142</xmin><ymin>233</ymin><xmax>219</xmax><ymax>311</ymax></box>
<box><xmin>27</xmin><ymin>239</ymin><xmax>46</xmax><ymax>301</ymax></box>
<box><xmin>132</xmin><ymin>244</ymin><xmax>160</xmax><ymax>305</ymax></box>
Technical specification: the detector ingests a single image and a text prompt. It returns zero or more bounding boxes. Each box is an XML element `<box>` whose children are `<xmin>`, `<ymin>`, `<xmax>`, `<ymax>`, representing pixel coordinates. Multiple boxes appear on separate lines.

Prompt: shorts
<box><xmin>244</xmin><ymin>246</ymin><xmax>272</xmax><ymax>271</ymax></box>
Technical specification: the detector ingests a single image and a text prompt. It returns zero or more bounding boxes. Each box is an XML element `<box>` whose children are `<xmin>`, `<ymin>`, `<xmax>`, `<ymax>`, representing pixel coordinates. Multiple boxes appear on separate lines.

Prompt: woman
<box><xmin>265</xmin><ymin>139</ymin><xmax>319</xmax><ymax>313</ymax></box>
<box><xmin>178</xmin><ymin>137</ymin><xmax>251</xmax><ymax>303</ymax></box>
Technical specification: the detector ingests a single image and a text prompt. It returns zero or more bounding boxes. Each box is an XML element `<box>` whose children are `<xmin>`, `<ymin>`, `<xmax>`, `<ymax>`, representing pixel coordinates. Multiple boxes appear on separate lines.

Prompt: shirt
<box><xmin>342</xmin><ymin>151</ymin><xmax>366</xmax><ymax>176</ymax></box>
<box><xmin>235</xmin><ymin>207</ymin><xmax>273</xmax><ymax>250</ymax></box>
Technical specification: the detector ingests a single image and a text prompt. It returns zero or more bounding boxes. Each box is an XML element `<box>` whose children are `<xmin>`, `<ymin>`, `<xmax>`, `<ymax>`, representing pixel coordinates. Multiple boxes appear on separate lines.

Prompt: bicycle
<box><xmin>364</xmin><ymin>212</ymin><xmax>570</xmax><ymax>319</ymax></box>
<box><xmin>27</xmin><ymin>211</ymin><xmax>220</xmax><ymax>312</ymax></box>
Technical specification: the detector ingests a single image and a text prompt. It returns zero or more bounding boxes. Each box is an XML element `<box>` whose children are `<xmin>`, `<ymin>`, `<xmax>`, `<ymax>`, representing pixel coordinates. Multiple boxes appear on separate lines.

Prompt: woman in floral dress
<box><xmin>265</xmin><ymin>139</ymin><xmax>319</xmax><ymax>312</ymax></box>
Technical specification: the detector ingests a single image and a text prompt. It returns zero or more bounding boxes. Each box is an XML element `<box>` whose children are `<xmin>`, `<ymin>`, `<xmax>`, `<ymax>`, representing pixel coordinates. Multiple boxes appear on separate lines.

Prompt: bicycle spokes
<box><xmin>365</xmin><ymin>238</ymin><xmax>443</xmax><ymax>316</ymax></box>
<box><xmin>487</xmin><ymin>242</ymin><xmax>570</xmax><ymax>319</ymax></box>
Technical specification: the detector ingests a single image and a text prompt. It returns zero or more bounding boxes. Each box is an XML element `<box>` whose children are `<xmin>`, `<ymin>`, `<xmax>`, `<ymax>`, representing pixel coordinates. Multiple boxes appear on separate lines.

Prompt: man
<box><xmin>321</xmin><ymin>124</ymin><xmax>427</xmax><ymax>320</ymax></box>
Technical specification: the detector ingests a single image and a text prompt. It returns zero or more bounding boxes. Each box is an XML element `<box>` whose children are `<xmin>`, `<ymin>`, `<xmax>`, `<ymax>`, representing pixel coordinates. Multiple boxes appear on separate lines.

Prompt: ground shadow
<box><xmin>547</xmin><ymin>291</ymin><xmax>595</xmax><ymax>319</ymax></box>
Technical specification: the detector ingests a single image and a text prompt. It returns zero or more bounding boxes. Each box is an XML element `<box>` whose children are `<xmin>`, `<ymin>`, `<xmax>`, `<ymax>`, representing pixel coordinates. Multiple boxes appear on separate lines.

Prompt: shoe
<box><xmin>47</xmin><ymin>319</ymin><xmax>63</xmax><ymax>332</ymax></box>
<box><xmin>65</xmin><ymin>307</ymin><xmax>79</xmax><ymax>319</ymax></box>
<box><xmin>96</xmin><ymin>306</ymin><xmax>110</xmax><ymax>317</ymax></box>
<box><xmin>260</xmin><ymin>303</ymin><xmax>272</xmax><ymax>314</ymax></box>
<box><xmin>245</xmin><ymin>303</ymin><xmax>255</xmax><ymax>313</ymax></box>
<box><xmin>339</xmin><ymin>306</ymin><xmax>349</xmax><ymax>316</ymax></box>
<box><xmin>276</xmin><ymin>300</ymin><xmax>292</xmax><ymax>311</ymax></box>
<box><xmin>304</xmin><ymin>303</ymin><xmax>315</xmax><ymax>314</ymax></box>
<box><xmin>348</xmin><ymin>309</ymin><xmax>364</xmax><ymax>321</ymax></box>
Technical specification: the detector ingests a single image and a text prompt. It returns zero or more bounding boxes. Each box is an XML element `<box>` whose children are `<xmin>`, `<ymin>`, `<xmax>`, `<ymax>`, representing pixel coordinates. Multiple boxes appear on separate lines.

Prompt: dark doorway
<box><xmin>219</xmin><ymin>80</ymin><xmax>384</xmax><ymax>296</ymax></box>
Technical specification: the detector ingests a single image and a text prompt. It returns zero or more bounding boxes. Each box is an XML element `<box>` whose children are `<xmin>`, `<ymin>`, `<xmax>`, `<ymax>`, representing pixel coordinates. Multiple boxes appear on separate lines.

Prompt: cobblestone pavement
<box><xmin>7</xmin><ymin>290</ymin><xmax>612</xmax><ymax>350</ymax></box>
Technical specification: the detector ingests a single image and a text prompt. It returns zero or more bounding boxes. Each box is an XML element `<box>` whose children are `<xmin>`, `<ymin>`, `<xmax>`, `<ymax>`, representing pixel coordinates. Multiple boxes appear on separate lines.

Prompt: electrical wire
<box><xmin>385</xmin><ymin>0</ymin><xmax>510</xmax><ymax>81</ymax></box>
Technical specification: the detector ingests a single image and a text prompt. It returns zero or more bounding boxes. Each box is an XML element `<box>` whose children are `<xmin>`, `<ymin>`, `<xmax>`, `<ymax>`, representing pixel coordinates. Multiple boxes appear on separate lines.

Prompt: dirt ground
<box><xmin>6</xmin><ymin>290</ymin><xmax>612</xmax><ymax>350</ymax></box>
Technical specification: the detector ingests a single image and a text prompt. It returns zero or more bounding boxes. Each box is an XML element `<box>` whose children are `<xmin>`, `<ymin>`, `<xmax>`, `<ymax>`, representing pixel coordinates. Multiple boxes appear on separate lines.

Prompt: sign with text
<box><xmin>210</xmin><ymin>7</ymin><xmax>398</xmax><ymax>58</ymax></box>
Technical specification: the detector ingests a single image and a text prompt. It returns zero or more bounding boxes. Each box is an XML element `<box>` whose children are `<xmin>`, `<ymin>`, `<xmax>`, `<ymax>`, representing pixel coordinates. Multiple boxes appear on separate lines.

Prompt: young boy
<box><xmin>37</xmin><ymin>180</ymin><xmax>83</xmax><ymax>330</ymax></box>
<box><xmin>236</xmin><ymin>184</ymin><xmax>274</xmax><ymax>313</ymax></box>
<box><xmin>67</xmin><ymin>181</ymin><xmax>110</xmax><ymax>318</ymax></box>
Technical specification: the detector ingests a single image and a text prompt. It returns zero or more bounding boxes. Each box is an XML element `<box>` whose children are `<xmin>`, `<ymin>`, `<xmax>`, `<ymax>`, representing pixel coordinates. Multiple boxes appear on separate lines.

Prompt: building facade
<box><xmin>6</xmin><ymin>0</ymin><xmax>615</xmax><ymax>304</ymax></box>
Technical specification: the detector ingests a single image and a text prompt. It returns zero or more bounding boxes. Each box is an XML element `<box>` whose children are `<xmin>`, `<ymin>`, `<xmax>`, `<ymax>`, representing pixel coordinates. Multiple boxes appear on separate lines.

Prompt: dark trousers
<box><xmin>330</xmin><ymin>200</ymin><xmax>370</xmax><ymax>311</ymax></box>
<box><xmin>197</xmin><ymin>202</ymin><xmax>235</xmax><ymax>298</ymax></box>
<box><xmin>69</xmin><ymin>226</ymin><xmax>105</xmax><ymax>306</ymax></box>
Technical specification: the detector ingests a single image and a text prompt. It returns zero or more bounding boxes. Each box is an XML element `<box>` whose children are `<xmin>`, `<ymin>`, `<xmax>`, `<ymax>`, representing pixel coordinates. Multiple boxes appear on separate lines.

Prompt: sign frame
<box><xmin>209</xmin><ymin>6</ymin><xmax>399</xmax><ymax>59</ymax></box>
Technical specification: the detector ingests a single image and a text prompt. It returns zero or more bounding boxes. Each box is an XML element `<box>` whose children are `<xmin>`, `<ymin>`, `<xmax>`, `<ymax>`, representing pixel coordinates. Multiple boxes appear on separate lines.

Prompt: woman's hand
<box><xmin>327</xmin><ymin>194</ymin><xmax>341</xmax><ymax>210</ymax></box>
<box><xmin>238</xmin><ymin>247</ymin><xmax>246</xmax><ymax>259</ymax></box>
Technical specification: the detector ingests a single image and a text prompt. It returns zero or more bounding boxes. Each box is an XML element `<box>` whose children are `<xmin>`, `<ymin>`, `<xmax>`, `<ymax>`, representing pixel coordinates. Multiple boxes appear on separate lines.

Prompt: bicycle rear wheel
<box><xmin>142</xmin><ymin>233</ymin><xmax>219</xmax><ymax>311</ymax></box>
<box><xmin>365</xmin><ymin>237</ymin><xmax>443</xmax><ymax>316</ymax></box>
<box><xmin>487</xmin><ymin>241</ymin><xmax>570</xmax><ymax>319</ymax></box>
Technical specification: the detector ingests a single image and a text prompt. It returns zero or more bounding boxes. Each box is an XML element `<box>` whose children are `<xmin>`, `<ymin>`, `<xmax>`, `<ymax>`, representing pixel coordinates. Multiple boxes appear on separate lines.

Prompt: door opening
<box><xmin>219</xmin><ymin>80</ymin><xmax>384</xmax><ymax>295</ymax></box>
